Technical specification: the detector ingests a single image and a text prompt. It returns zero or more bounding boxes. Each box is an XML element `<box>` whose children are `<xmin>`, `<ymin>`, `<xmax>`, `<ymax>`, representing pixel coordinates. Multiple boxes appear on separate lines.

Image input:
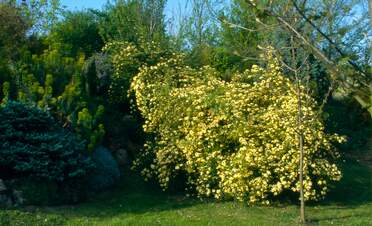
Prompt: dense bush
<box><xmin>131</xmin><ymin>53</ymin><xmax>345</xmax><ymax>204</ymax></box>
<box><xmin>0</xmin><ymin>101</ymin><xmax>94</xmax><ymax>182</ymax></box>
<box><xmin>324</xmin><ymin>98</ymin><xmax>372</xmax><ymax>152</ymax></box>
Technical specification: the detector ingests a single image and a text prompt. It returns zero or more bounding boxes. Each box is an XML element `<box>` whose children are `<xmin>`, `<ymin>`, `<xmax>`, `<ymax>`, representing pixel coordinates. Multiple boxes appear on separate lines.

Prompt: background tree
<box><xmin>246</xmin><ymin>0</ymin><xmax>371</xmax><ymax>115</ymax></box>
<box><xmin>50</xmin><ymin>10</ymin><xmax>104</xmax><ymax>57</ymax></box>
<box><xmin>98</xmin><ymin>0</ymin><xmax>168</xmax><ymax>45</ymax></box>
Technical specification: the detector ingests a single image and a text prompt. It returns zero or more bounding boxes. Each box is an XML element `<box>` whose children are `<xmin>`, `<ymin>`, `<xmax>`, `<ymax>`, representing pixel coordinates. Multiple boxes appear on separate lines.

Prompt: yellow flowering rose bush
<box><xmin>128</xmin><ymin>48</ymin><xmax>344</xmax><ymax>204</ymax></box>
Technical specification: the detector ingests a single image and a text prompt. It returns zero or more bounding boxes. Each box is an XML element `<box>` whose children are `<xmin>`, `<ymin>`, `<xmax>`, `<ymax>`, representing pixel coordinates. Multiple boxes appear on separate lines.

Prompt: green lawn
<box><xmin>1</xmin><ymin>157</ymin><xmax>371</xmax><ymax>226</ymax></box>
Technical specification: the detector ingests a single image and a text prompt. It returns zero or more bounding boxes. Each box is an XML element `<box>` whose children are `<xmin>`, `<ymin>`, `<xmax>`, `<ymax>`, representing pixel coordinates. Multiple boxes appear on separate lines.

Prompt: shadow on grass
<box><xmin>1</xmin><ymin>171</ymin><xmax>208</xmax><ymax>225</ymax></box>
<box><xmin>307</xmin><ymin>213</ymin><xmax>366</xmax><ymax>224</ymax></box>
<box><xmin>10</xmin><ymin>153</ymin><xmax>372</xmax><ymax>221</ymax></box>
<box><xmin>314</xmin><ymin>159</ymin><xmax>372</xmax><ymax>207</ymax></box>
<box><xmin>17</xmin><ymin>172</ymin><xmax>204</xmax><ymax>219</ymax></box>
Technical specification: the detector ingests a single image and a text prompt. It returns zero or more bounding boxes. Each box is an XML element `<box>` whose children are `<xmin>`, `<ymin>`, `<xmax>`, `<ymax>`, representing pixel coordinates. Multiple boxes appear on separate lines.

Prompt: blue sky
<box><xmin>60</xmin><ymin>0</ymin><xmax>105</xmax><ymax>11</ymax></box>
<box><xmin>60</xmin><ymin>0</ymin><xmax>185</xmax><ymax>16</ymax></box>
<box><xmin>59</xmin><ymin>0</ymin><xmax>190</xmax><ymax>34</ymax></box>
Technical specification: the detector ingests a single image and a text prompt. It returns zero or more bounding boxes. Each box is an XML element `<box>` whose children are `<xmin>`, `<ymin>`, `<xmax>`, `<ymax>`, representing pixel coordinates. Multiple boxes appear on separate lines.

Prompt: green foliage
<box><xmin>182</xmin><ymin>0</ymin><xmax>220</xmax><ymax>48</ymax></box>
<box><xmin>26</xmin><ymin>45</ymin><xmax>84</xmax><ymax>94</ymax></box>
<box><xmin>15</xmin><ymin>0</ymin><xmax>62</xmax><ymax>33</ymax></box>
<box><xmin>0</xmin><ymin>101</ymin><xmax>95</xmax><ymax>181</ymax></box>
<box><xmin>99</xmin><ymin>0</ymin><xmax>167</xmax><ymax>44</ymax></box>
<box><xmin>55</xmin><ymin>72</ymin><xmax>106</xmax><ymax>151</ymax></box>
<box><xmin>131</xmin><ymin>53</ymin><xmax>344</xmax><ymax>203</ymax></box>
<box><xmin>103</xmin><ymin>40</ymin><xmax>173</xmax><ymax>107</ymax></box>
<box><xmin>77</xmin><ymin>107</ymin><xmax>105</xmax><ymax>151</ymax></box>
<box><xmin>0</xmin><ymin>3</ymin><xmax>29</xmax><ymax>85</ymax></box>
<box><xmin>324</xmin><ymin>98</ymin><xmax>372</xmax><ymax>152</ymax></box>
<box><xmin>4</xmin><ymin>13</ymin><xmax>108</xmax><ymax>152</ymax></box>
<box><xmin>40</xmin><ymin>73</ymin><xmax>55</xmax><ymax>107</ymax></box>
<box><xmin>1</xmin><ymin>81</ymin><xmax>10</xmax><ymax>104</ymax></box>
<box><xmin>3</xmin><ymin>49</ymin><xmax>106</xmax><ymax>151</ymax></box>
<box><xmin>98</xmin><ymin>0</ymin><xmax>142</xmax><ymax>43</ymax></box>
<box><xmin>0</xmin><ymin>3</ymin><xmax>28</xmax><ymax>61</ymax></box>
<box><xmin>50</xmin><ymin>10</ymin><xmax>104</xmax><ymax>57</ymax></box>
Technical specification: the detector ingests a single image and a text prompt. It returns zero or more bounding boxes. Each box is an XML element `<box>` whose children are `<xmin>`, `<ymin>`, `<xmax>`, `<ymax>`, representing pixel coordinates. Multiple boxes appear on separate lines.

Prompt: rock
<box><xmin>115</xmin><ymin>148</ymin><xmax>129</xmax><ymax>167</ymax></box>
<box><xmin>0</xmin><ymin>194</ymin><xmax>12</xmax><ymax>207</ymax></box>
<box><xmin>0</xmin><ymin>179</ymin><xmax>7</xmax><ymax>192</ymax></box>
<box><xmin>12</xmin><ymin>190</ymin><xmax>24</xmax><ymax>206</ymax></box>
<box><xmin>0</xmin><ymin>179</ymin><xmax>12</xmax><ymax>207</ymax></box>
<box><xmin>90</xmin><ymin>146</ymin><xmax>121</xmax><ymax>191</ymax></box>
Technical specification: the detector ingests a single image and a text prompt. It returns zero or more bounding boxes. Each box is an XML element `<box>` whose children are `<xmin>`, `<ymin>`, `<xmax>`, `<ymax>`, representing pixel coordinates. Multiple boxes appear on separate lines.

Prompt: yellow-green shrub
<box><xmin>130</xmin><ymin>53</ymin><xmax>344</xmax><ymax>204</ymax></box>
<box><xmin>102</xmin><ymin>40</ymin><xmax>174</xmax><ymax>106</ymax></box>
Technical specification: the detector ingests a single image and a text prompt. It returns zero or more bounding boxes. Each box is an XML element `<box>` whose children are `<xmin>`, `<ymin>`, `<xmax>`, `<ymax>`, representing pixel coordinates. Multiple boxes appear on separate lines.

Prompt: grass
<box><xmin>1</xmin><ymin>154</ymin><xmax>371</xmax><ymax>226</ymax></box>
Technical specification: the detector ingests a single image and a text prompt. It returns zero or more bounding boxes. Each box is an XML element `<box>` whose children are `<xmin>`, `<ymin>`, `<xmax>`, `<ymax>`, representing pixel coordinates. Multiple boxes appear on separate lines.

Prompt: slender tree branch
<box><xmin>291</xmin><ymin>0</ymin><xmax>370</xmax><ymax>79</ymax></box>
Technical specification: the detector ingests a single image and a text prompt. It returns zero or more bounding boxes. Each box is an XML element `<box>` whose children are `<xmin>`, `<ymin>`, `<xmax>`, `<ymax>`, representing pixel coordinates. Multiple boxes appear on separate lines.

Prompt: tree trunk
<box><xmin>299</xmin><ymin>133</ymin><xmax>305</xmax><ymax>223</ymax></box>
<box><xmin>297</xmin><ymin>79</ymin><xmax>305</xmax><ymax>224</ymax></box>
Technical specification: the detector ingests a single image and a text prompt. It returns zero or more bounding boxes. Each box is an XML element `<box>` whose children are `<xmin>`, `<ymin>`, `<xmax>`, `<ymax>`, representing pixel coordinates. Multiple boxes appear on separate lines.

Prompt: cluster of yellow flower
<box><xmin>129</xmin><ymin>47</ymin><xmax>344</xmax><ymax>204</ymax></box>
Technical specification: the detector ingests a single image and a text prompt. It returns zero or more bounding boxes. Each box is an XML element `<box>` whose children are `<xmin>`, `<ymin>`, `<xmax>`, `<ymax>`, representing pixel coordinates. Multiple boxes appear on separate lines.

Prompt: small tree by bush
<box><xmin>0</xmin><ymin>101</ymin><xmax>94</xmax><ymax>182</ymax></box>
<box><xmin>130</xmin><ymin>53</ymin><xmax>345</xmax><ymax>204</ymax></box>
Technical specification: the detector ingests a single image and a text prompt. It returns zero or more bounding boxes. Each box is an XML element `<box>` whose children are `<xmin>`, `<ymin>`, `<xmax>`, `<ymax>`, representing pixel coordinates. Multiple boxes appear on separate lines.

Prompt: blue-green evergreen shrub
<box><xmin>0</xmin><ymin>101</ymin><xmax>94</xmax><ymax>182</ymax></box>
